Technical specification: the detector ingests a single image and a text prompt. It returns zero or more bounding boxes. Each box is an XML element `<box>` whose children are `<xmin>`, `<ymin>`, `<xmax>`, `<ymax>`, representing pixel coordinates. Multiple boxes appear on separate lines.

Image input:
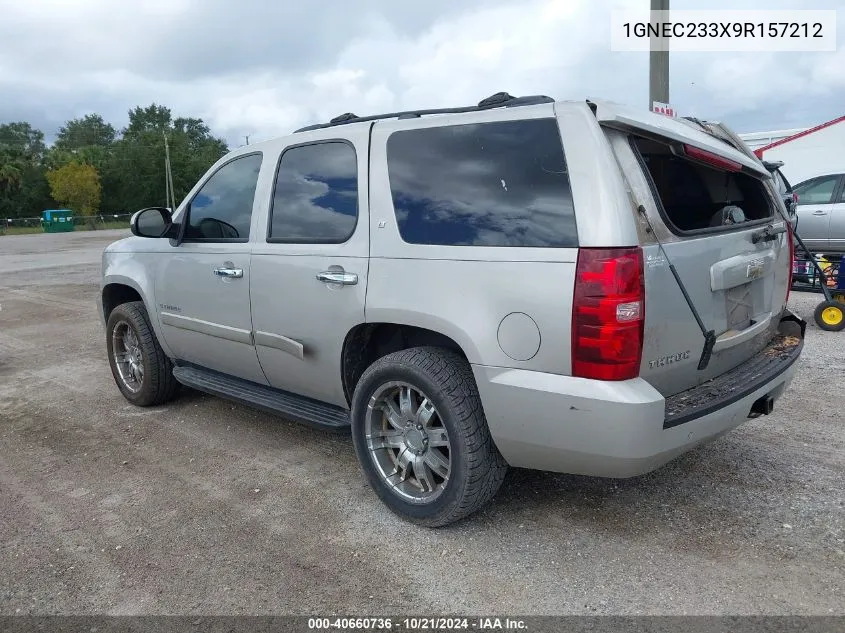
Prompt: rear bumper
<box><xmin>473</xmin><ymin>310</ymin><xmax>805</xmax><ymax>477</ymax></box>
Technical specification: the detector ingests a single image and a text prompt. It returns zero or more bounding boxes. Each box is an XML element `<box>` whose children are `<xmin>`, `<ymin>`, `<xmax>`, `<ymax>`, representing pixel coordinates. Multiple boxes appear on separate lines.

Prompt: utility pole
<box><xmin>244</xmin><ymin>134</ymin><xmax>251</xmax><ymax>146</ymax></box>
<box><xmin>163</xmin><ymin>133</ymin><xmax>176</xmax><ymax>212</ymax></box>
<box><xmin>164</xmin><ymin>155</ymin><xmax>170</xmax><ymax>210</ymax></box>
<box><xmin>649</xmin><ymin>0</ymin><xmax>670</xmax><ymax>109</ymax></box>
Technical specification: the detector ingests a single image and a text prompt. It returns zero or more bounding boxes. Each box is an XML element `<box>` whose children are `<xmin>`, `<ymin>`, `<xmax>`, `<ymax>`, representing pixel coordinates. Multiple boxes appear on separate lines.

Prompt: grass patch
<box><xmin>2</xmin><ymin>225</ymin><xmax>43</xmax><ymax>235</ymax></box>
<box><xmin>1</xmin><ymin>220</ymin><xmax>130</xmax><ymax>236</ymax></box>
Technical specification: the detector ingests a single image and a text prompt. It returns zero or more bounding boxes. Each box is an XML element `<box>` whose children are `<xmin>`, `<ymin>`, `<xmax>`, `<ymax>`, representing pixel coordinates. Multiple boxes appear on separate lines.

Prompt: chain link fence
<box><xmin>0</xmin><ymin>213</ymin><xmax>133</xmax><ymax>235</ymax></box>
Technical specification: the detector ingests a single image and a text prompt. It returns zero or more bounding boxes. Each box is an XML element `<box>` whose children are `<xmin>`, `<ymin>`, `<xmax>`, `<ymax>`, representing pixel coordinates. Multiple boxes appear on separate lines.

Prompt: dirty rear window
<box><xmin>634</xmin><ymin>137</ymin><xmax>773</xmax><ymax>233</ymax></box>
<box><xmin>386</xmin><ymin>118</ymin><xmax>577</xmax><ymax>247</ymax></box>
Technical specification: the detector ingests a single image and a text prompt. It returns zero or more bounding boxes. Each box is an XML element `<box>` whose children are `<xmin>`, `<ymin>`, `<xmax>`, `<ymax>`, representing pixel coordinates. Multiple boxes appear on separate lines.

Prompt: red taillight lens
<box><xmin>792</xmin><ymin>192</ymin><xmax>799</xmax><ymax>204</ymax></box>
<box><xmin>572</xmin><ymin>247</ymin><xmax>645</xmax><ymax>381</ymax></box>
<box><xmin>683</xmin><ymin>144</ymin><xmax>742</xmax><ymax>172</ymax></box>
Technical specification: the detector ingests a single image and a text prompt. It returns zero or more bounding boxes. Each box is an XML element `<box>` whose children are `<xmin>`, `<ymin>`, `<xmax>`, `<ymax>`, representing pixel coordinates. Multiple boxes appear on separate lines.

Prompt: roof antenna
<box><xmin>330</xmin><ymin>113</ymin><xmax>358</xmax><ymax>124</ymax></box>
<box><xmin>478</xmin><ymin>92</ymin><xmax>515</xmax><ymax>108</ymax></box>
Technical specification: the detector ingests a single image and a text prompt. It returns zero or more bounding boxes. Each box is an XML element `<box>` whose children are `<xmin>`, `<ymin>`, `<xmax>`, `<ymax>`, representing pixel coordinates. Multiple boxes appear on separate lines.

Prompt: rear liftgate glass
<box><xmin>631</xmin><ymin>136</ymin><xmax>788</xmax><ymax>390</ymax></box>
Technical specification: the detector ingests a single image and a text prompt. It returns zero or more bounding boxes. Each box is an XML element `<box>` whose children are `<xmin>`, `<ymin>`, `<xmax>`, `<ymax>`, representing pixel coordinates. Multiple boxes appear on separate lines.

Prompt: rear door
<box><xmin>792</xmin><ymin>174</ymin><xmax>841</xmax><ymax>252</ymax></box>
<box><xmin>595</xmin><ymin>102</ymin><xmax>790</xmax><ymax>396</ymax></box>
<box><xmin>249</xmin><ymin>127</ymin><xmax>369</xmax><ymax>407</ymax></box>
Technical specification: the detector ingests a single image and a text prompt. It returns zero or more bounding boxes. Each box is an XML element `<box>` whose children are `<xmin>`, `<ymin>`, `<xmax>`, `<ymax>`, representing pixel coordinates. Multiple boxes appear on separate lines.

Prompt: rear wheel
<box><xmin>814</xmin><ymin>300</ymin><xmax>845</xmax><ymax>332</ymax></box>
<box><xmin>351</xmin><ymin>347</ymin><xmax>508</xmax><ymax>527</ymax></box>
<box><xmin>106</xmin><ymin>301</ymin><xmax>180</xmax><ymax>406</ymax></box>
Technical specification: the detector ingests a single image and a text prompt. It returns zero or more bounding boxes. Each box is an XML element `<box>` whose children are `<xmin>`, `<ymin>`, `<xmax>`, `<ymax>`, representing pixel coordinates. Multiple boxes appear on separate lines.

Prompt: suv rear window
<box><xmin>634</xmin><ymin>137</ymin><xmax>773</xmax><ymax>233</ymax></box>
<box><xmin>386</xmin><ymin>118</ymin><xmax>577</xmax><ymax>247</ymax></box>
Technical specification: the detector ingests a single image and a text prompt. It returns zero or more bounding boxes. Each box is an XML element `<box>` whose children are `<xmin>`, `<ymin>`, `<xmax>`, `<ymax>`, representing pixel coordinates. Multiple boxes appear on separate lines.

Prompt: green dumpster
<box><xmin>41</xmin><ymin>209</ymin><xmax>75</xmax><ymax>233</ymax></box>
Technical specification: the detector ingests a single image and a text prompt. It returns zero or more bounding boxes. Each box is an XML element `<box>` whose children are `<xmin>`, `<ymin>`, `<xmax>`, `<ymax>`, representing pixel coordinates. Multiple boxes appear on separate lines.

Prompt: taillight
<box><xmin>682</xmin><ymin>144</ymin><xmax>742</xmax><ymax>172</ymax></box>
<box><xmin>792</xmin><ymin>192</ymin><xmax>799</xmax><ymax>204</ymax></box>
<box><xmin>786</xmin><ymin>221</ymin><xmax>794</xmax><ymax>304</ymax></box>
<box><xmin>572</xmin><ymin>247</ymin><xmax>645</xmax><ymax>381</ymax></box>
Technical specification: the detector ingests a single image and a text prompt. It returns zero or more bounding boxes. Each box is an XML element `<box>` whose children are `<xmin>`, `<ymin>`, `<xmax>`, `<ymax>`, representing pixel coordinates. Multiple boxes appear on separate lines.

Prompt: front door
<box><xmin>794</xmin><ymin>174</ymin><xmax>841</xmax><ymax>252</ymax></box>
<box><xmin>156</xmin><ymin>152</ymin><xmax>267</xmax><ymax>384</ymax></box>
<box><xmin>828</xmin><ymin>177</ymin><xmax>845</xmax><ymax>253</ymax></box>
<box><xmin>250</xmin><ymin>129</ymin><xmax>370</xmax><ymax>407</ymax></box>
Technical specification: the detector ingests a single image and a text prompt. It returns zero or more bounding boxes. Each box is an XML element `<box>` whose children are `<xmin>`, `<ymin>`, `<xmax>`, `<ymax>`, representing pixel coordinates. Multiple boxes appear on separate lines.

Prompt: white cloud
<box><xmin>0</xmin><ymin>0</ymin><xmax>843</xmax><ymax>144</ymax></box>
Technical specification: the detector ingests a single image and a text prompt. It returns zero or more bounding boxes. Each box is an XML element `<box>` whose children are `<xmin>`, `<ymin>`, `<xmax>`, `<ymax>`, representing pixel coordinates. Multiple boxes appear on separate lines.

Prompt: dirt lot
<box><xmin>1</xmin><ymin>230</ymin><xmax>843</xmax><ymax>615</ymax></box>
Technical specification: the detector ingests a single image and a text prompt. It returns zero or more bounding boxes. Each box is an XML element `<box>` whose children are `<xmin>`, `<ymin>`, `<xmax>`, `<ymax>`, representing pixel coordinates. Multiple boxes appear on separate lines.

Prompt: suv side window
<box><xmin>184</xmin><ymin>153</ymin><xmax>262</xmax><ymax>241</ymax></box>
<box><xmin>794</xmin><ymin>175</ymin><xmax>839</xmax><ymax>205</ymax></box>
<box><xmin>386</xmin><ymin>118</ymin><xmax>577</xmax><ymax>247</ymax></box>
<box><xmin>268</xmin><ymin>141</ymin><xmax>358</xmax><ymax>243</ymax></box>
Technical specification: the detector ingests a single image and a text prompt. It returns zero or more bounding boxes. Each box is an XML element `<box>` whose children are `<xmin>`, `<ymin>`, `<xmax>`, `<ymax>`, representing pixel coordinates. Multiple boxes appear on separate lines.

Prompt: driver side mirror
<box><xmin>130</xmin><ymin>207</ymin><xmax>178</xmax><ymax>239</ymax></box>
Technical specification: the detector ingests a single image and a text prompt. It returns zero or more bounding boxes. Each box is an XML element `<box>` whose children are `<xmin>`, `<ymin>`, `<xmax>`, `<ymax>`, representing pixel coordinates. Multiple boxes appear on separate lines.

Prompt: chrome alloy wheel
<box><xmin>364</xmin><ymin>382</ymin><xmax>452</xmax><ymax>503</ymax></box>
<box><xmin>112</xmin><ymin>320</ymin><xmax>144</xmax><ymax>393</ymax></box>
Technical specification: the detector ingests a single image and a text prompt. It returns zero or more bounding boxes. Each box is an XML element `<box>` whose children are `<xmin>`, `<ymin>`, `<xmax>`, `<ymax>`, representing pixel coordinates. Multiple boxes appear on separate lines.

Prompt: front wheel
<box><xmin>106</xmin><ymin>301</ymin><xmax>180</xmax><ymax>406</ymax></box>
<box><xmin>351</xmin><ymin>347</ymin><xmax>508</xmax><ymax>527</ymax></box>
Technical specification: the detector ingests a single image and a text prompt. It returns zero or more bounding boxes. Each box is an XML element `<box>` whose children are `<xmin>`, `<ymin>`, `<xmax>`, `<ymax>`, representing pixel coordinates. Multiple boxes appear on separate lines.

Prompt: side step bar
<box><xmin>172</xmin><ymin>365</ymin><xmax>350</xmax><ymax>431</ymax></box>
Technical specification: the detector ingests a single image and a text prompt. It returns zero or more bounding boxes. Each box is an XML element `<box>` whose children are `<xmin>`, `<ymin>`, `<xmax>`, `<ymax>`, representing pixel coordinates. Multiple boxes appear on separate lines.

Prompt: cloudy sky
<box><xmin>1</xmin><ymin>0</ymin><xmax>843</xmax><ymax>147</ymax></box>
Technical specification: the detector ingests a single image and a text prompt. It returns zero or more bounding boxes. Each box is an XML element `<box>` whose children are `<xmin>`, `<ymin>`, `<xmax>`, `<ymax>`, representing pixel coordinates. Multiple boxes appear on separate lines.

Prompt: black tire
<box><xmin>813</xmin><ymin>300</ymin><xmax>845</xmax><ymax>332</ymax></box>
<box><xmin>351</xmin><ymin>347</ymin><xmax>508</xmax><ymax>527</ymax></box>
<box><xmin>106</xmin><ymin>301</ymin><xmax>180</xmax><ymax>406</ymax></box>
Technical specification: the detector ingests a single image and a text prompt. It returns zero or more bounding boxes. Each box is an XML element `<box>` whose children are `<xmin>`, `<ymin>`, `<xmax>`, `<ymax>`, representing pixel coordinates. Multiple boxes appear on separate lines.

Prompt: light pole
<box><xmin>649</xmin><ymin>0</ymin><xmax>670</xmax><ymax>109</ymax></box>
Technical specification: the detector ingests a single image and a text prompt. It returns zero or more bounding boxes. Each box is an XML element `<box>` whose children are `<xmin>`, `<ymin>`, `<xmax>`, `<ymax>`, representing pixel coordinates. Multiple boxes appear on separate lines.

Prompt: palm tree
<box><xmin>0</xmin><ymin>160</ymin><xmax>23</xmax><ymax>192</ymax></box>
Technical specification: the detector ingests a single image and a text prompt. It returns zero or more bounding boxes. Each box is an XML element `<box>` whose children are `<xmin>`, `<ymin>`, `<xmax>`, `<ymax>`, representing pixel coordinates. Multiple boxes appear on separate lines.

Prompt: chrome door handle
<box><xmin>213</xmin><ymin>267</ymin><xmax>243</xmax><ymax>278</ymax></box>
<box><xmin>812</xmin><ymin>211</ymin><xmax>828</xmax><ymax>215</ymax></box>
<box><xmin>316</xmin><ymin>271</ymin><xmax>358</xmax><ymax>285</ymax></box>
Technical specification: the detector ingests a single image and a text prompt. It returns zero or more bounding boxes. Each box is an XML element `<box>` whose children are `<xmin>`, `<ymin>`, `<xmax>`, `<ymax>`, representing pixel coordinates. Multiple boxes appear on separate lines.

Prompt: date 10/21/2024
<box><xmin>307</xmin><ymin>617</ymin><xmax>528</xmax><ymax>631</ymax></box>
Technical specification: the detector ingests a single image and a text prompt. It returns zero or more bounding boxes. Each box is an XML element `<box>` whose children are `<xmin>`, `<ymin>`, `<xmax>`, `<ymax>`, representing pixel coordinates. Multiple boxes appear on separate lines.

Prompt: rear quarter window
<box><xmin>386</xmin><ymin>118</ymin><xmax>577</xmax><ymax>247</ymax></box>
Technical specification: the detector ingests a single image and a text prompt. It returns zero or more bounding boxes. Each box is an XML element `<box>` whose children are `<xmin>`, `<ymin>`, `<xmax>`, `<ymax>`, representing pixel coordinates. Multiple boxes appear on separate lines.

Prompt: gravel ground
<box><xmin>0</xmin><ymin>230</ymin><xmax>843</xmax><ymax>615</ymax></box>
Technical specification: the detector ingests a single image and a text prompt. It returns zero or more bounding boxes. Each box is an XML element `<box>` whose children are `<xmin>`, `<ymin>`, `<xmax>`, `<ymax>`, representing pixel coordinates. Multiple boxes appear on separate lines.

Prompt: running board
<box><xmin>172</xmin><ymin>365</ymin><xmax>350</xmax><ymax>431</ymax></box>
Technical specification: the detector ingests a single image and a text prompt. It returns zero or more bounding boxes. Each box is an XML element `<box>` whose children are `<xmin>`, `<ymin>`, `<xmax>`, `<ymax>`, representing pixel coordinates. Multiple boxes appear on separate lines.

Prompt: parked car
<box><xmin>99</xmin><ymin>93</ymin><xmax>805</xmax><ymax>526</ymax></box>
<box><xmin>792</xmin><ymin>173</ymin><xmax>845</xmax><ymax>254</ymax></box>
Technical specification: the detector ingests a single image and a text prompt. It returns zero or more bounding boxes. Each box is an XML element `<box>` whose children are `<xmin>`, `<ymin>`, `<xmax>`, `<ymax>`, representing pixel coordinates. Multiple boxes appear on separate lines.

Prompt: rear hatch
<box><xmin>593</xmin><ymin>101</ymin><xmax>791</xmax><ymax>396</ymax></box>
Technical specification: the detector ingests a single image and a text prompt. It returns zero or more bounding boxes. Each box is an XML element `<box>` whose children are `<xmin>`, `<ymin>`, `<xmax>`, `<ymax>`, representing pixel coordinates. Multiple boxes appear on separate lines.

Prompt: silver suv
<box><xmin>100</xmin><ymin>93</ymin><xmax>805</xmax><ymax>526</ymax></box>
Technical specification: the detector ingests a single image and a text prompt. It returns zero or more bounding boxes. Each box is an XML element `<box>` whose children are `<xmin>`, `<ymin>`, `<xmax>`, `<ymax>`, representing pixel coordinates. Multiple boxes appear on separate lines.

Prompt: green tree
<box><xmin>124</xmin><ymin>104</ymin><xmax>173</xmax><ymax>136</ymax></box>
<box><xmin>0</xmin><ymin>160</ymin><xmax>23</xmax><ymax>192</ymax></box>
<box><xmin>0</xmin><ymin>122</ymin><xmax>52</xmax><ymax>220</ymax></box>
<box><xmin>46</xmin><ymin>162</ymin><xmax>102</xmax><ymax>229</ymax></box>
<box><xmin>107</xmin><ymin>104</ymin><xmax>228</xmax><ymax>212</ymax></box>
<box><xmin>0</xmin><ymin>107</ymin><xmax>227</xmax><ymax>225</ymax></box>
<box><xmin>54</xmin><ymin>114</ymin><xmax>116</xmax><ymax>151</ymax></box>
<box><xmin>0</xmin><ymin>122</ymin><xmax>46</xmax><ymax>160</ymax></box>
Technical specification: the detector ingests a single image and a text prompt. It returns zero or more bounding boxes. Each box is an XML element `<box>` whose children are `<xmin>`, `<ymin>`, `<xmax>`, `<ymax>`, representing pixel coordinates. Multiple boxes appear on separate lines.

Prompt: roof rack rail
<box><xmin>294</xmin><ymin>92</ymin><xmax>555</xmax><ymax>133</ymax></box>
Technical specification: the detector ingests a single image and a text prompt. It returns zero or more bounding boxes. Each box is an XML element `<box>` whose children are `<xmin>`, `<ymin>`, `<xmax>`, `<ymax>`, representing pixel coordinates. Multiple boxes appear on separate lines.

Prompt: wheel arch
<box><xmin>340</xmin><ymin>322</ymin><xmax>474</xmax><ymax>406</ymax></box>
<box><xmin>100</xmin><ymin>273</ymin><xmax>174</xmax><ymax>359</ymax></box>
<box><xmin>101</xmin><ymin>282</ymin><xmax>143</xmax><ymax>321</ymax></box>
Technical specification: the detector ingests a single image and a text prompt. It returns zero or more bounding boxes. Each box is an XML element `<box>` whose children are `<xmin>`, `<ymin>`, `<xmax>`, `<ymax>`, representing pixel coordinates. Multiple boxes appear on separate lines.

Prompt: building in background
<box><xmin>739</xmin><ymin>128</ymin><xmax>807</xmax><ymax>151</ymax></box>
<box><xmin>740</xmin><ymin>116</ymin><xmax>845</xmax><ymax>185</ymax></box>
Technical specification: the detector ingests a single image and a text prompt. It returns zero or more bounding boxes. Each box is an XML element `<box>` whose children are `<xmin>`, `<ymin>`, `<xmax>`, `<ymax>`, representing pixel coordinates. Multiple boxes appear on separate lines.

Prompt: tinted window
<box><xmin>794</xmin><ymin>175</ymin><xmax>839</xmax><ymax>204</ymax></box>
<box><xmin>269</xmin><ymin>142</ymin><xmax>358</xmax><ymax>242</ymax></box>
<box><xmin>386</xmin><ymin>119</ymin><xmax>577</xmax><ymax>247</ymax></box>
<box><xmin>185</xmin><ymin>153</ymin><xmax>262</xmax><ymax>240</ymax></box>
